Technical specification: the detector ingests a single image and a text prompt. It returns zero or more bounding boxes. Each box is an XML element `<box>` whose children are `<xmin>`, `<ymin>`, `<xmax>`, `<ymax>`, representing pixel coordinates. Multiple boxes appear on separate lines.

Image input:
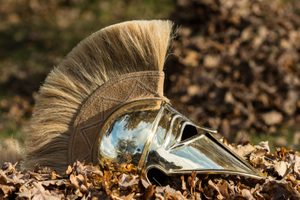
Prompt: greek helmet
<box><xmin>25</xmin><ymin>20</ymin><xmax>261</xmax><ymax>184</ymax></box>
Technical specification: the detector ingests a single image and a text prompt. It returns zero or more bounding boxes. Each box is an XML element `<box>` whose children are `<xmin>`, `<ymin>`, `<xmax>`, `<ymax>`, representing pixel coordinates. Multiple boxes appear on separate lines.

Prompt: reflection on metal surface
<box><xmin>99</xmin><ymin>100</ymin><xmax>262</xmax><ymax>184</ymax></box>
<box><xmin>99</xmin><ymin>100</ymin><xmax>161</xmax><ymax>166</ymax></box>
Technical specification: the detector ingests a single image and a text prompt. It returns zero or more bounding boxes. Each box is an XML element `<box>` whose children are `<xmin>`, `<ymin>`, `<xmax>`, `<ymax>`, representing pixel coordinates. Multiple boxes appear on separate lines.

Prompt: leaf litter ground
<box><xmin>0</xmin><ymin>142</ymin><xmax>299</xmax><ymax>199</ymax></box>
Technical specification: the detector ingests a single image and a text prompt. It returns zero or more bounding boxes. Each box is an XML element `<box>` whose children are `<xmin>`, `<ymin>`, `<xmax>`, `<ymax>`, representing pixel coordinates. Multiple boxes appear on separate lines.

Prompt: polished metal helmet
<box><xmin>25</xmin><ymin>20</ymin><xmax>261</xmax><ymax>183</ymax></box>
<box><xmin>99</xmin><ymin>99</ymin><xmax>261</xmax><ymax>184</ymax></box>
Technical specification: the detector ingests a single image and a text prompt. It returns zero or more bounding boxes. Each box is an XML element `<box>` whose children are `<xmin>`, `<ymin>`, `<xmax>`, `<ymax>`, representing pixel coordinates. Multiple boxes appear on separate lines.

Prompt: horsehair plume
<box><xmin>24</xmin><ymin>20</ymin><xmax>173</xmax><ymax>171</ymax></box>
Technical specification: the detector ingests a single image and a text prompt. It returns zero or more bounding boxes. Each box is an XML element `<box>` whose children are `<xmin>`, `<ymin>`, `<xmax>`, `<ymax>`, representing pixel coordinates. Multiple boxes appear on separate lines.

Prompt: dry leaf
<box><xmin>143</xmin><ymin>185</ymin><xmax>156</xmax><ymax>199</ymax></box>
<box><xmin>204</xmin><ymin>55</ymin><xmax>220</xmax><ymax>68</ymax></box>
<box><xmin>294</xmin><ymin>155</ymin><xmax>300</xmax><ymax>176</ymax></box>
<box><xmin>118</xmin><ymin>174</ymin><xmax>139</xmax><ymax>188</ymax></box>
<box><xmin>261</xmin><ymin>111</ymin><xmax>283</xmax><ymax>125</ymax></box>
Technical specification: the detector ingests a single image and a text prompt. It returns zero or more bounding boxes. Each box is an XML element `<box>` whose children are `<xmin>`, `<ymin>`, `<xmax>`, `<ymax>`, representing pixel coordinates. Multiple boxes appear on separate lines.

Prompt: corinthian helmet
<box><xmin>25</xmin><ymin>20</ymin><xmax>261</xmax><ymax>184</ymax></box>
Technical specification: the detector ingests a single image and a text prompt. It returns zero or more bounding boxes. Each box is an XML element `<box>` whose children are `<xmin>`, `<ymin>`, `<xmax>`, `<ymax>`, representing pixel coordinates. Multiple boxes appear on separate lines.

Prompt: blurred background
<box><xmin>0</xmin><ymin>0</ymin><xmax>299</xmax><ymax>159</ymax></box>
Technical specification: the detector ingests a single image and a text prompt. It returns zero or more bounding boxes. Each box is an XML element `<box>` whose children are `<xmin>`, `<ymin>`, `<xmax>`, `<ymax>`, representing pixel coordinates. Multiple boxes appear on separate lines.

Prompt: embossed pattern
<box><xmin>68</xmin><ymin>71</ymin><xmax>166</xmax><ymax>164</ymax></box>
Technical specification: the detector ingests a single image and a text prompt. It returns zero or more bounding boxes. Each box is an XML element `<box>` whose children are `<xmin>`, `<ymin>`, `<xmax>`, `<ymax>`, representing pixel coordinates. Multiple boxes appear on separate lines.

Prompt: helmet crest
<box><xmin>25</xmin><ymin>20</ymin><xmax>173</xmax><ymax>172</ymax></box>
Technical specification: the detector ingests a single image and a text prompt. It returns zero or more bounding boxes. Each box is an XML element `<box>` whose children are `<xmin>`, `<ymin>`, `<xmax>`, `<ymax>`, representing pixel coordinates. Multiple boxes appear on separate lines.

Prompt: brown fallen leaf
<box><xmin>294</xmin><ymin>155</ymin><xmax>300</xmax><ymax>176</ymax></box>
<box><xmin>118</xmin><ymin>174</ymin><xmax>139</xmax><ymax>188</ymax></box>
<box><xmin>261</xmin><ymin>111</ymin><xmax>283</xmax><ymax>125</ymax></box>
<box><xmin>274</xmin><ymin>161</ymin><xmax>288</xmax><ymax>177</ymax></box>
<box><xmin>204</xmin><ymin>55</ymin><xmax>221</xmax><ymax>68</ymax></box>
<box><xmin>234</xmin><ymin>143</ymin><xmax>256</xmax><ymax>158</ymax></box>
<box><xmin>143</xmin><ymin>185</ymin><xmax>156</xmax><ymax>200</ymax></box>
<box><xmin>181</xmin><ymin>50</ymin><xmax>199</xmax><ymax>67</ymax></box>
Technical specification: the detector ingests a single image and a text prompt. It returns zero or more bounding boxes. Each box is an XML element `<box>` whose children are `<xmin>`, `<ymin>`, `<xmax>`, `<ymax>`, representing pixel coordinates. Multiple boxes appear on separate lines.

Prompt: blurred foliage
<box><xmin>167</xmin><ymin>0</ymin><xmax>300</xmax><ymax>149</ymax></box>
<box><xmin>0</xmin><ymin>0</ymin><xmax>173</xmax><ymax>72</ymax></box>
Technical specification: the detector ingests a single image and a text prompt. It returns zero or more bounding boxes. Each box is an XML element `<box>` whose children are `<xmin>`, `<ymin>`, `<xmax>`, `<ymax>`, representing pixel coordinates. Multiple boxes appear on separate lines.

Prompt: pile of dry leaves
<box><xmin>0</xmin><ymin>142</ymin><xmax>299</xmax><ymax>199</ymax></box>
<box><xmin>166</xmin><ymin>0</ymin><xmax>300</xmax><ymax>144</ymax></box>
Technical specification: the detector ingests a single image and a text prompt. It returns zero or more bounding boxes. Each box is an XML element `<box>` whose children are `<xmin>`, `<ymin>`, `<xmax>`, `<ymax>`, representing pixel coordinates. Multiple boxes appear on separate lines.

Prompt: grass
<box><xmin>249</xmin><ymin>126</ymin><xmax>299</xmax><ymax>151</ymax></box>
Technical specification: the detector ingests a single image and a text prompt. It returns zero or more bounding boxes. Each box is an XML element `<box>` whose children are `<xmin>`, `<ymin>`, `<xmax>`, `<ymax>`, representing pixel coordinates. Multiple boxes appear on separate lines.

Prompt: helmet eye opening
<box><xmin>180</xmin><ymin>124</ymin><xmax>198</xmax><ymax>142</ymax></box>
<box><xmin>146</xmin><ymin>167</ymin><xmax>170</xmax><ymax>186</ymax></box>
